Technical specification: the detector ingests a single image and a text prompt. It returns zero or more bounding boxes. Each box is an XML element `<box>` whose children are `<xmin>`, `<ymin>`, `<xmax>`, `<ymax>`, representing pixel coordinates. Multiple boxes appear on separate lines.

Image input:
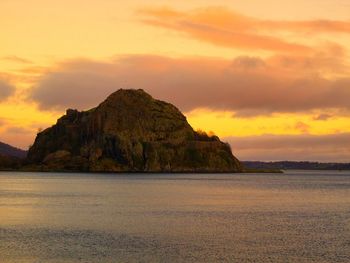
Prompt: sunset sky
<box><xmin>1</xmin><ymin>0</ymin><xmax>350</xmax><ymax>161</ymax></box>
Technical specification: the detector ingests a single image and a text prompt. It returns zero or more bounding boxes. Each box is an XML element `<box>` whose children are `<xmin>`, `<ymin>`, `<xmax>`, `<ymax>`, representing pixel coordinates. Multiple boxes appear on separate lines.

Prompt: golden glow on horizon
<box><xmin>187</xmin><ymin>109</ymin><xmax>350</xmax><ymax>138</ymax></box>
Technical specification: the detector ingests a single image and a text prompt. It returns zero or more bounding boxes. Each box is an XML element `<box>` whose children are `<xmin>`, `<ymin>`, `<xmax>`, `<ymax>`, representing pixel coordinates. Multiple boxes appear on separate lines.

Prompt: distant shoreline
<box><xmin>0</xmin><ymin>168</ymin><xmax>283</xmax><ymax>173</ymax></box>
<box><xmin>243</xmin><ymin>161</ymin><xmax>350</xmax><ymax>171</ymax></box>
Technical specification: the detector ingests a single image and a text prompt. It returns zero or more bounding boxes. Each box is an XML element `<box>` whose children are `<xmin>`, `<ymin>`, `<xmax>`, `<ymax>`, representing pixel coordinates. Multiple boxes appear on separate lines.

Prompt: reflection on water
<box><xmin>0</xmin><ymin>171</ymin><xmax>349</xmax><ymax>262</ymax></box>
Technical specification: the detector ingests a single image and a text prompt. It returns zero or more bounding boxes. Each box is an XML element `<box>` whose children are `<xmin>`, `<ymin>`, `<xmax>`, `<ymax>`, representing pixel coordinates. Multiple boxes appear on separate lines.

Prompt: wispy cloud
<box><xmin>313</xmin><ymin>113</ymin><xmax>333</xmax><ymax>121</ymax></box>
<box><xmin>138</xmin><ymin>6</ymin><xmax>350</xmax><ymax>53</ymax></box>
<box><xmin>2</xmin><ymin>56</ymin><xmax>33</xmax><ymax>64</ymax></box>
<box><xmin>0</xmin><ymin>79</ymin><xmax>15</xmax><ymax>101</ymax></box>
<box><xmin>225</xmin><ymin>133</ymin><xmax>350</xmax><ymax>162</ymax></box>
<box><xmin>5</xmin><ymin>126</ymin><xmax>33</xmax><ymax>135</ymax></box>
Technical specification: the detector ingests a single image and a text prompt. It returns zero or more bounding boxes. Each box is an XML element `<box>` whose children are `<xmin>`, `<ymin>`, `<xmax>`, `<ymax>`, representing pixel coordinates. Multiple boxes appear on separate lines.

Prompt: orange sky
<box><xmin>0</xmin><ymin>0</ymin><xmax>350</xmax><ymax>161</ymax></box>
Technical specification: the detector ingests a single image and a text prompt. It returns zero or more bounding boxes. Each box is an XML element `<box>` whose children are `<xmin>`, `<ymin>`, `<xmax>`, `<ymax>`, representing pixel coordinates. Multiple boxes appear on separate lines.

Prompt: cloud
<box><xmin>2</xmin><ymin>56</ymin><xmax>33</xmax><ymax>64</ymax></box>
<box><xmin>262</xmin><ymin>19</ymin><xmax>350</xmax><ymax>34</ymax></box>
<box><xmin>30</xmin><ymin>55</ymin><xmax>350</xmax><ymax>115</ymax></box>
<box><xmin>138</xmin><ymin>7</ymin><xmax>311</xmax><ymax>53</ymax></box>
<box><xmin>0</xmin><ymin>79</ymin><xmax>15</xmax><ymax>101</ymax></box>
<box><xmin>138</xmin><ymin>7</ymin><xmax>350</xmax><ymax>53</ymax></box>
<box><xmin>294</xmin><ymin>121</ymin><xmax>310</xmax><ymax>133</ymax></box>
<box><xmin>225</xmin><ymin>133</ymin><xmax>350</xmax><ymax>162</ymax></box>
<box><xmin>0</xmin><ymin>129</ymin><xmax>35</xmax><ymax>150</ymax></box>
<box><xmin>313</xmin><ymin>113</ymin><xmax>333</xmax><ymax>121</ymax></box>
<box><xmin>0</xmin><ymin>121</ymin><xmax>48</xmax><ymax>149</ymax></box>
<box><xmin>6</xmin><ymin>126</ymin><xmax>33</xmax><ymax>135</ymax></box>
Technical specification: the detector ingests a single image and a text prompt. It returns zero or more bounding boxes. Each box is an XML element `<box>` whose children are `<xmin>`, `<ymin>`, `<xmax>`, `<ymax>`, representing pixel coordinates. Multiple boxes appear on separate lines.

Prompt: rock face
<box><xmin>27</xmin><ymin>89</ymin><xmax>242</xmax><ymax>172</ymax></box>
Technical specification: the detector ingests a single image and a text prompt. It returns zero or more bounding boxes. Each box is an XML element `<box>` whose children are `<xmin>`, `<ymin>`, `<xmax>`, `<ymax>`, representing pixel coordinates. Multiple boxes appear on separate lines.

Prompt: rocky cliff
<box><xmin>26</xmin><ymin>89</ymin><xmax>242</xmax><ymax>172</ymax></box>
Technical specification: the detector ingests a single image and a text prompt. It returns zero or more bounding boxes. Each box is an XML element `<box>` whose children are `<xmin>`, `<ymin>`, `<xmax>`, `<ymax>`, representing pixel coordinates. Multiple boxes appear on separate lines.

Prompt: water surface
<box><xmin>0</xmin><ymin>171</ymin><xmax>349</xmax><ymax>262</ymax></box>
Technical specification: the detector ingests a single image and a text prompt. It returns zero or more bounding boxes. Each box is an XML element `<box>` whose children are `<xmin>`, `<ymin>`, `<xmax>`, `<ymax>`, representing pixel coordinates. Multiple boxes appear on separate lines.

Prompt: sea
<box><xmin>0</xmin><ymin>170</ymin><xmax>349</xmax><ymax>262</ymax></box>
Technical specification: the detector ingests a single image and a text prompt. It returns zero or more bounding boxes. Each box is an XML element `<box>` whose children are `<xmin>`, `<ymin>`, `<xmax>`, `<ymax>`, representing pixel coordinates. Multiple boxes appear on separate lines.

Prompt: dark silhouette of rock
<box><xmin>26</xmin><ymin>89</ymin><xmax>242</xmax><ymax>172</ymax></box>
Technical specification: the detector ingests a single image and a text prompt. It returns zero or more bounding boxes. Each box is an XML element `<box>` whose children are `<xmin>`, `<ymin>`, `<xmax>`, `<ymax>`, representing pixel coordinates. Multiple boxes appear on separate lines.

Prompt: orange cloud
<box><xmin>313</xmin><ymin>113</ymin><xmax>333</xmax><ymax>121</ymax></box>
<box><xmin>225</xmin><ymin>133</ymin><xmax>350</xmax><ymax>162</ymax></box>
<box><xmin>294</xmin><ymin>121</ymin><xmax>310</xmax><ymax>134</ymax></box>
<box><xmin>1</xmin><ymin>56</ymin><xmax>33</xmax><ymax>64</ymax></box>
<box><xmin>29</xmin><ymin>55</ymin><xmax>350</xmax><ymax>115</ymax></box>
<box><xmin>138</xmin><ymin>6</ymin><xmax>350</xmax><ymax>53</ymax></box>
<box><xmin>262</xmin><ymin>19</ymin><xmax>350</xmax><ymax>34</ymax></box>
<box><xmin>0</xmin><ymin>79</ymin><xmax>15</xmax><ymax>101</ymax></box>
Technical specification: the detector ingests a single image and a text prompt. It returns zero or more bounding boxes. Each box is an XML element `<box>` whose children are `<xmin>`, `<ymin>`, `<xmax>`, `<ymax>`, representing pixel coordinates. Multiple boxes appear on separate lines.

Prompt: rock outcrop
<box><xmin>26</xmin><ymin>89</ymin><xmax>242</xmax><ymax>172</ymax></box>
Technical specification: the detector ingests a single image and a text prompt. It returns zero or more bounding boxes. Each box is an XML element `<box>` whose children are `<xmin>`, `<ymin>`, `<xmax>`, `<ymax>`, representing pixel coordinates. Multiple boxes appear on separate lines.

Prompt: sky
<box><xmin>0</xmin><ymin>0</ymin><xmax>350</xmax><ymax>162</ymax></box>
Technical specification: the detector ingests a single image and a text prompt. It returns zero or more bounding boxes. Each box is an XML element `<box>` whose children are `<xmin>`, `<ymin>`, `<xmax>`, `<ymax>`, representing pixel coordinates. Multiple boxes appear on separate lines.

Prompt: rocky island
<box><xmin>26</xmin><ymin>89</ymin><xmax>242</xmax><ymax>172</ymax></box>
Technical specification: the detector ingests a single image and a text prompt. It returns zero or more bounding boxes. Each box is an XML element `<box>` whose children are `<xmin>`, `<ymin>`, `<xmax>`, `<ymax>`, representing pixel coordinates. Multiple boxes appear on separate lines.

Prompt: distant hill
<box><xmin>243</xmin><ymin>161</ymin><xmax>350</xmax><ymax>170</ymax></box>
<box><xmin>0</xmin><ymin>154</ymin><xmax>23</xmax><ymax>170</ymax></box>
<box><xmin>0</xmin><ymin>141</ymin><xmax>26</xmax><ymax>170</ymax></box>
<box><xmin>0</xmin><ymin>141</ymin><xmax>27</xmax><ymax>158</ymax></box>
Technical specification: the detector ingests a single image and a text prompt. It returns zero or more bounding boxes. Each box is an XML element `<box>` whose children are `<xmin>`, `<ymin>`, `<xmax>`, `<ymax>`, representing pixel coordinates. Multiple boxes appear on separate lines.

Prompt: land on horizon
<box><xmin>1</xmin><ymin>124</ymin><xmax>349</xmax><ymax>172</ymax></box>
